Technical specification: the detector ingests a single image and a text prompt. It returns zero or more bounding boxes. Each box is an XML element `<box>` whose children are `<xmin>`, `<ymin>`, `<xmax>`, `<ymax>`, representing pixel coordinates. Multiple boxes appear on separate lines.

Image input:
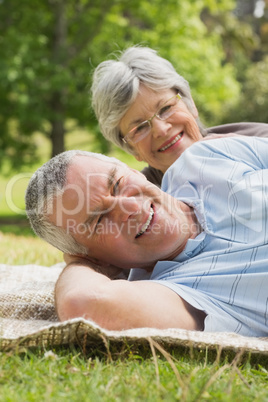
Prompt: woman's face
<box><xmin>119</xmin><ymin>85</ymin><xmax>203</xmax><ymax>173</ymax></box>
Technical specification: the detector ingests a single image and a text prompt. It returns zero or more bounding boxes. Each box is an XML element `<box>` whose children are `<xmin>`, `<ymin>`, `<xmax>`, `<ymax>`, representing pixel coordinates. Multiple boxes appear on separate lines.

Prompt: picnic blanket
<box><xmin>1</xmin><ymin>263</ymin><xmax>268</xmax><ymax>354</ymax></box>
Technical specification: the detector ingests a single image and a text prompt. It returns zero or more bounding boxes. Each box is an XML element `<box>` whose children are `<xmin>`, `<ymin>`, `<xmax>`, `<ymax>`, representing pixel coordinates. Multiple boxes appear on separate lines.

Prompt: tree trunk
<box><xmin>50</xmin><ymin>0</ymin><xmax>67</xmax><ymax>158</ymax></box>
<box><xmin>235</xmin><ymin>0</ymin><xmax>258</xmax><ymax>17</ymax></box>
<box><xmin>50</xmin><ymin>114</ymin><xmax>65</xmax><ymax>157</ymax></box>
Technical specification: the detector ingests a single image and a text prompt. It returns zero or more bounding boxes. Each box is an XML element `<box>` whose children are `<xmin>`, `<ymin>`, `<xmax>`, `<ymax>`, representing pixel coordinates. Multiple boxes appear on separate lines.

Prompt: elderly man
<box><xmin>26</xmin><ymin>136</ymin><xmax>268</xmax><ymax>336</ymax></box>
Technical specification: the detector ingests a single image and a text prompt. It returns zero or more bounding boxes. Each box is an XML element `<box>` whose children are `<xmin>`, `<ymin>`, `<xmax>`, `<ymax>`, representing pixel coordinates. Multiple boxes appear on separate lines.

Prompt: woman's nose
<box><xmin>151</xmin><ymin>118</ymin><xmax>172</xmax><ymax>139</ymax></box>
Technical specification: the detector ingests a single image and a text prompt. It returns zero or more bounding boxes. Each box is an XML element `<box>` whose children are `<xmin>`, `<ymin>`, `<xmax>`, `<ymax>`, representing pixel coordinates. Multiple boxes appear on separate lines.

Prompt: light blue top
<box><xmin>129</xmin><ymin>137</ymin><xmax>268</xmax><ymax>336</ymax></box>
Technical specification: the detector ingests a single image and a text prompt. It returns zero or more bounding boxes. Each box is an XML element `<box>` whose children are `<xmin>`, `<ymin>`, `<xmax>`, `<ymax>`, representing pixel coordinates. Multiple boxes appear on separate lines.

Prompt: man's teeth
<box><xmin>136</xmin><ymin>207</ymin><xmax>154</xmax><ymax>238</ymax></box>
<box><xmin>159</xmin><ymin>133</ymin><xmax>182</xmax><ymax>152</ymax></box>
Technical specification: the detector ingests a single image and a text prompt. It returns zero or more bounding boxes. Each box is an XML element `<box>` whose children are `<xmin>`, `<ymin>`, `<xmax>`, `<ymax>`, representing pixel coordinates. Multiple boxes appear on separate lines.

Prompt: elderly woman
<box><xmin>91</xmin><ymin>46</ymin><xmax>268</xmax><ymax>186</ymax></box>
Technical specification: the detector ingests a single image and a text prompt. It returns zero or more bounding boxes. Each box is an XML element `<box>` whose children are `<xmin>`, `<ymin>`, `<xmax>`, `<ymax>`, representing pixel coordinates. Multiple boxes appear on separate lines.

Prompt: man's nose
<box><xmin>151</xmin><ymin>118</ymin><xmax>172</xmax><ymax>139</ymax></box>
<box><xmin>112</xmin><ymin>196</ymin><xmax>141</xmax><ymax>222</ymax></box>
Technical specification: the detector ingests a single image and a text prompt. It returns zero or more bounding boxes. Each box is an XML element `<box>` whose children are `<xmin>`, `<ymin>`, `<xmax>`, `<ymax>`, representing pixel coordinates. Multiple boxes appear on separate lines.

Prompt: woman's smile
<box><xmin>158</xmin><ymin>132</ymin><xmax>184</xmax><ymax>152</ymax></box>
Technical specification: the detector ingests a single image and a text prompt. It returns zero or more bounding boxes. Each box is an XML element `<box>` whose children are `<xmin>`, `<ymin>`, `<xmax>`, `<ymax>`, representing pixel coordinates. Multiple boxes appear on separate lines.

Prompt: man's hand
<box><xmin>63</xmin><ymin>253</ymin><xmax>129</xmax><ymax>280</ymax></box>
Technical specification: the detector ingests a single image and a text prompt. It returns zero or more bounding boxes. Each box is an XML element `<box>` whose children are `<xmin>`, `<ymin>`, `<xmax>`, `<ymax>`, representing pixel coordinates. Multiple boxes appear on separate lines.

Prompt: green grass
<box><xmin>0</xmin><ymin>231</ymin><xmax>62</xmax><ymax>265</ymax></box>
<box><xmin>0</xmin><ymin>328</ymin><xmax>268</xmax><ymax>401</ymax></box>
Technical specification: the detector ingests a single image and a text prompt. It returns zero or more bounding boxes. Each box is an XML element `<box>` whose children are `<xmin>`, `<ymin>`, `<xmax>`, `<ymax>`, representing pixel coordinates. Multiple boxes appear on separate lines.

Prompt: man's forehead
<box><xmin>73</xmin><ymin>154</ymin><xmax>112</xmax><ymax>167</ymax></box>
<box><xmin>70</xmin><ymin>155</ymin><xmax>113</xmax><ymax>172</ymax></box>
<box><xmin>67</xmin><ymin>155</ymin><xmax>128</xmax><ymax>182</ymax></box>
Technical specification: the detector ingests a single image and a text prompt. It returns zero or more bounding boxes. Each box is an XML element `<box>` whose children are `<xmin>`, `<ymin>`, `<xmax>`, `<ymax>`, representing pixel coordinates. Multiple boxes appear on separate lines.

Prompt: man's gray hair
<box><xmin>91</xmin><ymin>46</ymin><xmax>205</xmax><ymax>156</ymax></box>
<box><xmin>25</xmin><ymin>150</ymin><xmax>121</xmax><ymax>256</ymax></box>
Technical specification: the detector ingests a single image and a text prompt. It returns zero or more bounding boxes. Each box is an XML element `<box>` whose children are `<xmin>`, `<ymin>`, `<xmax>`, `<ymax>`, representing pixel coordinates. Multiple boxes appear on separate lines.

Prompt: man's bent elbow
<box><xmin>56</xmin><ymin>289</ymin><xmax>112</xmax><ymax>328</ymax></box>
<box><xmin>56</xmin><ymin>290</ymin><xmax>88</xmax><ymax>322</ymax></box>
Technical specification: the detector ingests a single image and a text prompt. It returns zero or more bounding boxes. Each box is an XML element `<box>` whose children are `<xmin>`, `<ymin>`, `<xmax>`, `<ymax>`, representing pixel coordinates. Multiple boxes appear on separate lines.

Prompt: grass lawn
<box><xmin>1</xmin><ymin>129</ymin><xmax>268</xmax><ymax>400</ymax></box>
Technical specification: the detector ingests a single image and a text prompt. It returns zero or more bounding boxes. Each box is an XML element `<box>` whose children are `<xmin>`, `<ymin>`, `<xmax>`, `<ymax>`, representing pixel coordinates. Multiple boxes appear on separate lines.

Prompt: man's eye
<box><xmin>96</xmin><ymin>215</ymin><xmax>103</xmax><ymax>225</ymax></box>
<box><xmin>113</xmin><ymin>177</ymin><xmax>122</xmax><ymax>195</ymax></box>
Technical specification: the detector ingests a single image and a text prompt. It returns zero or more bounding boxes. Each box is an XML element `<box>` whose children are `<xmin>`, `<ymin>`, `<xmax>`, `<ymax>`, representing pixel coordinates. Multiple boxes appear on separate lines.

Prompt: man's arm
<box><xmin>55</xmin><ymin>263</ymin><xmax>205</xmax><ymax>331</ymax></box>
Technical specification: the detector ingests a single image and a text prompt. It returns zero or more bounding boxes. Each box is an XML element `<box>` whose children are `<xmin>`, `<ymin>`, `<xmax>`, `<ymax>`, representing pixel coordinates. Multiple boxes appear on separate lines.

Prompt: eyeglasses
<box><xmin>122</xmin><ymin>93</ymin><xmax>182</xmax><ymax>145</ymax></box>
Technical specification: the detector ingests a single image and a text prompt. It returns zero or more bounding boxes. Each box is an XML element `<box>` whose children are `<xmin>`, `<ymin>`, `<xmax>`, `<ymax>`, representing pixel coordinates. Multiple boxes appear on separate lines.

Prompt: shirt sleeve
<box><xmin>163</xmin><ymin>137</ymin><xmax>268</xmax><ymax>195</ymax></box>
<box><xmin>162</xmin><ymin>136</ymin><xmax>268</xmax><ymax>244</ymax></box>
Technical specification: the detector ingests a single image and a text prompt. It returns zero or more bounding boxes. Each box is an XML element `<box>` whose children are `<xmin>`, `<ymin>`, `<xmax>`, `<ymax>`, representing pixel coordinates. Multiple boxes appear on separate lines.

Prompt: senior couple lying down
<box><xmin>25</xmin><ymin>46</ymin><xmax>268</xmax><ymax>337</ymax></box>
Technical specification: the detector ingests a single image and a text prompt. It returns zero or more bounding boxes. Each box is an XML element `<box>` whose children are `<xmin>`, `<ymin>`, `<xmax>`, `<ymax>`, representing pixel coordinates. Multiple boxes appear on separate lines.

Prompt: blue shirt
<box><xmin>129</xmin><ymin>137</ymin><xmax>268</xmax><ymax>336</ymax></box>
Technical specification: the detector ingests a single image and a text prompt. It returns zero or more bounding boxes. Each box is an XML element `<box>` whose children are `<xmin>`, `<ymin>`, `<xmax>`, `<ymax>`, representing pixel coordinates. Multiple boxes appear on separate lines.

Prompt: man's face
<box><xmin>120</xmin><ymin>85</ymin><xmax>202</xmax><ymax>173</ymax></box>
<box><xmin>49</xmin><ymin>156</ymin><xmax>197</xmax><ymax>270</ymax></box>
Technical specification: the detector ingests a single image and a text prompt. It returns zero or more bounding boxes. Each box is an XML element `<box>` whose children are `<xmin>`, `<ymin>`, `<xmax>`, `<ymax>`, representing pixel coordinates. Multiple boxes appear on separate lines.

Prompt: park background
<box><xmin>0</xmin><ymin>1</ymin><xmax>268</xmax><ymax>400</ymax></box>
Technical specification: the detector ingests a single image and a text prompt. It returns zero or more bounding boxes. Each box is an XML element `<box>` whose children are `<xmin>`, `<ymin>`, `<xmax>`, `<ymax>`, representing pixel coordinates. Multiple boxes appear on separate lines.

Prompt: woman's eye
<box><xmin>113</xmin><ymin>177</ymin><xmax>122</xmax><ymax>195</ymax></box>
<box><xmin>159</xmin><ymin>105</ymin><xmax>171</xmax><ymax>116</ymax></box>
<box><xmin>134</xmin><ymin>122</ymin><xmax>149</xmax><ymax>135</ymax></box>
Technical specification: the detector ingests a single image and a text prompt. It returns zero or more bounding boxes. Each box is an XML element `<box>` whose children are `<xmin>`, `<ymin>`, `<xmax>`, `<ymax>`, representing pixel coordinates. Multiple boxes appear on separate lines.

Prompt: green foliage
<box><xmin>224</xmin><ymin>55</ymin><xmax>268</xmax><ymax>123</ymax></box>
<box><xmin>243</xmin><ymin>56</ymin><xmax>268</xmax><ymax>122</ymax></box>
<box><xmin>0</xmin><ymin>0</ymin><xmax>266</xmax><ymax>170</ymax></box>
<box><xmin>0</xmin><ymin>0</ymin><xmax>113</xmax><ymax>167</ymax></box>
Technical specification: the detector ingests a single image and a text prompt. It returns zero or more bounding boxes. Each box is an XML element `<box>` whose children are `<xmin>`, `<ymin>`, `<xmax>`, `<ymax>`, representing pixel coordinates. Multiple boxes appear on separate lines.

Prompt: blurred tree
<box><xmin>236</xmin><ymin>0</ymin><xmax>268</xmax><ymax>123</ymax></box>
<box><xmin>224</xmin><ymin>55</ymin><xmax>268</xmax><ymax>123</ymax></box>
<box><xmin>201</xmin><ymin>8</ymin><xmax>259</xmax><ymax>63</ymax></box>
<box><xmin>239</xmin><ymin>56</ymin><xmax>268</xmax><ymax>122</ymax></box>
<box><xmin>0</xmin><ymin>0</ymin><xmax>246</xmax><ymax>169</ymax></box>
<box><xmin>235</xmin><ymin>0</ymin><xmax>259</xmax><ymax>16</ymax></box>
<box><xmin>0</xmin><ymin>0</ymin><xmax>115</xmax><ymax>168</ymax></box>
<box><xmin>201</xmin><ymin>0</ymin><xmax>268</xmax><ymax>123</ymax></box>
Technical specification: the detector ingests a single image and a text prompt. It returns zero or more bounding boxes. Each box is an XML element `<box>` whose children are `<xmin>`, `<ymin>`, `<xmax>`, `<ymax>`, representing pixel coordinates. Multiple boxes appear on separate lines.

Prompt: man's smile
<box><xmin>135</xmin><ymin>205</ymin><xmax>155</xmax><ymax>238</ymax></box>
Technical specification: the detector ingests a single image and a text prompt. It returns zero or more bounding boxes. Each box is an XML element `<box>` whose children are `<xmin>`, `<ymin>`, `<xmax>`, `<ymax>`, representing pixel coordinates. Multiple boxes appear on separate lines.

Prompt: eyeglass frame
<box><xmin>121</xmin><ymin>93</ymin><xmax>182</xmax><ymax>145</ymax></box>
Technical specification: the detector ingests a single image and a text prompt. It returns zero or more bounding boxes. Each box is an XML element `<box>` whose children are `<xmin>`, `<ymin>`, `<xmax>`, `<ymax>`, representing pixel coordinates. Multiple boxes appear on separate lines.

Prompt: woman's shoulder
<box><xmin>206</xmin><ymin>122</ymin><xmax>268</xmax><ymax>138</ymax></box>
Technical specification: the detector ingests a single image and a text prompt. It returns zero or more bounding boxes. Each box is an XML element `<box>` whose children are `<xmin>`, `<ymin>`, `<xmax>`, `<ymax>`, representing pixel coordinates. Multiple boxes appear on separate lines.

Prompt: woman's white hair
<box><xmin>91</xmin><ymin>46</ymin><xmax>205</xmax><ymax>156</ymax></box>
<box><xmin>25</xmin><ymin>150</ymin><xmax>123</xmax><ymax>256</ymax></box>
